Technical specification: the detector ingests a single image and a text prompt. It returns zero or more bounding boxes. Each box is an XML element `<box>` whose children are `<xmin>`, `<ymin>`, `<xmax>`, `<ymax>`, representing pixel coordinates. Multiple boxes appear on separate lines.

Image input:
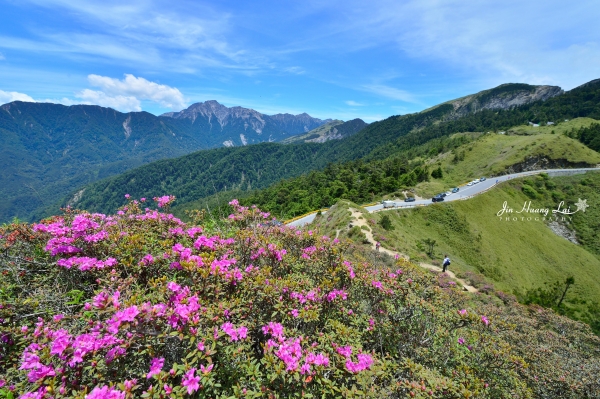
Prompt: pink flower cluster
<box><xmin>343</xmin><ymin>261</ymin><xmax>356</xmax><ymax>279</ymax></box>
<box><xmin>19</xmin><ymin>319</ymin><xmax>125</xmax><ymax>385</ymax></box>
<box><xmin>146</xmin><ymin>357</ymin><xmax>164</xmax><ymax>379</ymax></box>
<box><xmin>290</xmin><ymin>289</ymin><xmax>321</xmax><ymax>304</ymax></box>
<box><xmin>182</xmin><ymin>368</ymin><xmax>200</xmax><ymax>394</ymax></box>
<box><xmin>301</xmin><ymin>246</ymin><xmax>317</xmax><ymax>259</ymax></box>
<box><xmin>267</xmin><ymin>243</ymin><xmax>287</xmax><ymax>262</ymax></box>
<box><xmin>220</xmin><ymin>322</ymin><xmax>248</xmax><ymax>341</ymax></box>
<box><xmin>228</xmin><ymin>199</ymin><xmax>271</xmax><ymax>222</ymax></box>
<box><xmin>262</xmin><ymin>323</ymin><xmax>329</xmax><ymax>374</ymax></box>
<box><xmin>34</xmin><ymin>214</ymin><xmax>103</xmax><ymax>256</ymax></box>
<box><xmin>57</xmin><ymin>256</ymin><xmax>117</xmax><ymax>271</ymax></box>
<box><xmin>154</xmin><ymin>195</ymin><xmax>176</xmax><ymax>208</ymax></box>
<box><xmin>86</xmin><ymin>385</ymin><xmax>126</xmax><ymax>399</ymax></box>
<box><xmin>345</xmin><ymin>354</ymin><xmax>374</xmax><ymax>373</ymax></box>
<box><xmin>334</xmin><ymin>344</ymin><xmax>374</xmax><ymax>373</ymax></box>
<box><xmin>325</xmin><ymin>289</ymin><xmax>348</xmax><ymax>302</ymax></box>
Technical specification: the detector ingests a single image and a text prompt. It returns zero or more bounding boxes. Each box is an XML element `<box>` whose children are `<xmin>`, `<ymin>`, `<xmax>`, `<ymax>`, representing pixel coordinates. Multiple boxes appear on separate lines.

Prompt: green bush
<box><xmin>379</xmin><ymin>215</ymin><xmax>394</xmax><ymax>231</ymax></box>
<box><xmin>522</xmin><ymin>184</ymin><xmax>538</xmax><ymax>199</ymax></box>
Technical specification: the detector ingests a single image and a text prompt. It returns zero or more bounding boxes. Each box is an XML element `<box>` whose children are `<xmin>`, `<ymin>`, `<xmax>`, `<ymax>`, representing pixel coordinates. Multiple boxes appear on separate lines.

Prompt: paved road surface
<box><xmin>287</xmin><ymin>167</ymin><xmax>600</xmax><ymax>227</ymax></box>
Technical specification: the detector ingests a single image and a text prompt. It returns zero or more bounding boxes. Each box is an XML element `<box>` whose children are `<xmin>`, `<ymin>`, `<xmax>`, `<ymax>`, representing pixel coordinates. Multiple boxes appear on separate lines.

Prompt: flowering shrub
<box><xmin>1</xmin><ymin>197</ymin><xmax>599</xmax><ymax>398</ymax></box>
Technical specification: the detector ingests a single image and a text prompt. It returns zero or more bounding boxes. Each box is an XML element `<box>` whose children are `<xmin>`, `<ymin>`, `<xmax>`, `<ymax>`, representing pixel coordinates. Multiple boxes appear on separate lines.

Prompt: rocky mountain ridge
<box><xmin>160</xmin><ymin>100</ymin><xmax>329</xmax><ymax>146</ymax></box>
<box><xmin>282</xmin><ymin>118</ymin><xmax>368</xmax><ymax>144</ymax></box>
<box><xmin>427</xmin><ymin>83</ymin><xmax>564</xmax><ymax>120</ymax></box>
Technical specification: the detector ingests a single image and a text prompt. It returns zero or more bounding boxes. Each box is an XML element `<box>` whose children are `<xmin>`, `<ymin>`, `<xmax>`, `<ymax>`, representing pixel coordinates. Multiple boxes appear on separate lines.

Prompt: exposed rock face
<box><xmin>282</xmin><ymin>118</ymin><xmax>368</xmax><ymax>144</ymax></box>
<box><xmin>160</xmin><ymin>100</ymin><xmax>328</xmax><ymax>147</ymax></box>
<box><xmin>429</xmin><ymin>83</ymin><xmax>564</xmax><ymax>120</ymax></box>
<box><xmin>548</xmin><ymin>220</ymin><xmax>579</xmax><ymax>244</ymax></box>
<box><xmin>504</xmin><ymin>156</ymin><xmax>595</xmax><ymax>174</ymax></box>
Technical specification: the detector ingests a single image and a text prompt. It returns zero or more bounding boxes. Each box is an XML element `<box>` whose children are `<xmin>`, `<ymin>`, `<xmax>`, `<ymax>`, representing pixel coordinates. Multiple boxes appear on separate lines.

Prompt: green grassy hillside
<box><xmin>366</xmin><ymin>172</ymin><xmax>600</xmax><ymax>331</ymax></box>
<box><xmin>413</xmin><ymin>118</ymin><xmax>600</xmax><ymax>198</ymax></box>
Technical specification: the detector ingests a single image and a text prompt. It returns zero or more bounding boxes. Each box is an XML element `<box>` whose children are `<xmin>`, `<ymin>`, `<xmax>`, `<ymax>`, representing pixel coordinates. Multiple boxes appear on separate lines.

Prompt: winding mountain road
<box><xmin>286</xmin><ymin>167</ymin><xmax>600</xmax><ymax>292</ymax></box>
<box><xmin>287</xmin><ymin>167</ymin><xmax>600</xmax><ymax>227</ymax></box>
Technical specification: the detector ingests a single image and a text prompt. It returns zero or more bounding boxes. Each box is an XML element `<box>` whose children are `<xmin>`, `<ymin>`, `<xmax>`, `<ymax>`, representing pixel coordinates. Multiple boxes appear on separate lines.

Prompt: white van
<box><xmin>382</xmin><ymin>200</ymin><xmax>396</xmax><ymax>208</ymax></box>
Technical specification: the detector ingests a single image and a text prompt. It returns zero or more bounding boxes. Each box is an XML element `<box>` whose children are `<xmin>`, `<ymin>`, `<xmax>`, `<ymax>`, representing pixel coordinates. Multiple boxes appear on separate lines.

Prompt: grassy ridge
<box><xmin>366</xmin><ymin>172</ymin><xmax>600</xmax><ymax>330</ymax></box>
<box><xmin>413</xmin><ymin>118</ymin><xmax>600</xmax><ymax>197</ymax></box>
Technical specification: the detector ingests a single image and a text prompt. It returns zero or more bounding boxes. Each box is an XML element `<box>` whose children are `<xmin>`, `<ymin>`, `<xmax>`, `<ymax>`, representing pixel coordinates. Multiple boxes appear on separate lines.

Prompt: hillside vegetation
<box><xmin>414</xmin><ymin>118</ymin><xmax>600</xmax><ymax>197</ymax></box>
<box><xmin>244</xmin><ymin>121</ymin><xmax>600</xmax><ymax>219</ymax></box>
<box><xmin>1</xmin><ymin>199</ymin><xmax>599</xmax><ymax>398</ymax></box>
<box><xmin>67</xmin><ymin>79</ymin><xmax>600</xmax><ymax>221</ymax></box>
<box><xmin>363</xmin><ymin>172</ymin><xmax>600</xmax><ymax>333</ymax></box>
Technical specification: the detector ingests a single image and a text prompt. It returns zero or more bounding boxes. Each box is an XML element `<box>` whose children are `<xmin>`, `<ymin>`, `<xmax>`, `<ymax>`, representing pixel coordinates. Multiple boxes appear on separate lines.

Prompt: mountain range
<box><xmin>160</xmin><ymin>100</ymin><xmax>330</xmax><ymax>147</ymax></box>
<box><xmin>0</xmin><ymin>101</ymin><xmax>329</xmax><ymax>222</ymax></box>
<box><xmin>63</xmin><ymin>81</ymin><xmax>600</xmax><ymax>219</ymax></box>
<box><xmin>3</xmin><ymin>81</ymin><xmax>600</xmax><ymax>223</ymax></box>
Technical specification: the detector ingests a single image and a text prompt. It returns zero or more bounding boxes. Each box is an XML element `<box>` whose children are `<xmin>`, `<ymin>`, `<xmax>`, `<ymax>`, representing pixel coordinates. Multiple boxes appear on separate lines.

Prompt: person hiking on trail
<box><xmin>376</xmin><ymin>242</ymin><xmax>380</xmax><ymax>251</ymax></box>
<box><xmin>442</xmin><ymin>254</ymin><xmax>451</xmax><ymax>273</ymax></box>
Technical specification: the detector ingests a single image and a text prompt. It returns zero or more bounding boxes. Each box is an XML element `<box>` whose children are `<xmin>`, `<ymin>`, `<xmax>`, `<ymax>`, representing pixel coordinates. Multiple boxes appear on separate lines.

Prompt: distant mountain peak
<box><xmin>159</xmin><ymin>100</ymin><xmax>328</xmax><ymax>139</ymax></box>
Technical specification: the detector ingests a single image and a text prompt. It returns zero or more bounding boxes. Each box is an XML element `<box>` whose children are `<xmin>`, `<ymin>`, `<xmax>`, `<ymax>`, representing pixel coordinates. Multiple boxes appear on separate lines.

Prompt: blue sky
<box><xmin>0</xmin><ymin>0</ymin><xmax>599</xmax><ymax>122</ymax></box>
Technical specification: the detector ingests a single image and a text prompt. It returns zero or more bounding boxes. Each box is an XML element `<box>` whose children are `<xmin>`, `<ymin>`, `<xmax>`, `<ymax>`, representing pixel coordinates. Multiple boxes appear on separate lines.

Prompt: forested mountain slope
<box><xmin>0</xmin><ymin>101</ymin><xmax>328</xmax><ymax>222</ymax></box>
<box><xmin>66</xmin><ymin>80</ymin><xmax>600</xmax><ymax>219</ymax></box>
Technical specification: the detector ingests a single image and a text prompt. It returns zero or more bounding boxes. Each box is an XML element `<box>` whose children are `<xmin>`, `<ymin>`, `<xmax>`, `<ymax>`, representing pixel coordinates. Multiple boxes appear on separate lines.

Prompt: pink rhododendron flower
<box><xmin>146</xmin><ymin>357</ymin><xmax>164</xmax><ymax>379</ymax></box>
<box><xmin>123</xmin><ymin>379</ymin><xmax>137</xmax><ymax>391</ymax></box>
<box><xmin>336</xmin><ymin>346</ymin><xmax>352</xmax><ymax>358</ymax></box>
<box><xmin>139</xmin><ymin>254</ymin><xmax>154</xmax><ymax>266</ymax></box>
<box><xmin>458</xmin><ymin>309</ymin><xmax>468</xmax><ymax>316</ymax></box>
<box><xmin>86</xmin><ymin>385</ymin><xmax>126</xmax><ymax>399</ymax></box>
<box><xmin>50</xmin><ymin>329</ymin><xmax>71</xmax><ymax>356</ymax></box>
<box><xmin>182</xmin><ymin>368</ymin><xmax>200</xmax><ymax>394</ymax></box>
<box><xmin>262</xmin><ymin>322</ymin><xmax>284</xmax><ymax>338</ymax></box>
<box><xmin>167</xmin><ymin>281</ymin><xmax>181</xmax><ymax>292</ymax></box>
<box><xmin>200</xmin><ymin>363</ymin><xmax>214</xmax><ymax>374</ymax></box>
<box><xmin>221</xmin><ymin>322</ymin><xmax>248</xmax><ymax>341</ymax></box>
<box><xmin>481</xmin><ymin>316</ymin><xmax>490</xmax><ymax>326</ymax></box>
<box><xmin>345</xmin><ymin>353</ymin><xmax>373</xmax><ymax>373</ymax></box>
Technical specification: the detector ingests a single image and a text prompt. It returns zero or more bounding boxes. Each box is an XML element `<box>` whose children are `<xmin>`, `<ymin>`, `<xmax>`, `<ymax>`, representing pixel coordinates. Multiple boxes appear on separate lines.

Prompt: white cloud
<box><xmin>87</xmin><ymin>74</ymin><xmax>186</xmax><ymax>109</ymax></box>
<box><xmin>0</xmin><ymin>90</ymin><xmax>36</xmax><ymax>104</ymax></box>
<box><xmin>345</xmin><ymin>100</ymin><xmax>365</xmax><ymax>106</ymax></box>
<box><xmin>284</xmin><ymin>66</ymin><xmax>305</xmax><ymax>75</ymax></box>
<box><xmin>11</xmin><ymin>0</ymin><xmax>264</xmax><ymax>74</ymax></box>
<box><xmin>75</xmin><ymin>89</ymin><xmax>141</xmax><ymax>112</ymax></box>
<box><xmin>361</xmin><ymin>84</ymin><xmax>416</xmax><ymax>103</ymax></box>
<box><xmin>1</xmin><ymin>73</ymin><xmax>187</xmax><ymax>113</ymax></box>
<box><xmin>0</xmin><ymin>52</ymin><xmax>5</xmax><ymax>60</ymax></box>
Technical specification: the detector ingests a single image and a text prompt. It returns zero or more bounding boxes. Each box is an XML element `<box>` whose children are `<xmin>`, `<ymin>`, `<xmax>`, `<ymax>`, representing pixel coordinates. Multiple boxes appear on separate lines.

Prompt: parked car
<box><xmin>451</xmin><ymin>187</ymin><xmax>459</xmax><ymax>193</ymax></box>
<box><xmin>404</xmin><ymin>197</ymin><xmax>416</xmax><ymax>202</ymax></box>
<box><xmin>472</xmin><ymin>179</ymin><xmax>480</xmax><ymax>184</ymax></box>
<box><xmin>438</xmin><ymin>192</ymin><xmax>447</xmax><ymax>198</ymax></box>
<box><xmin>467</xmin><ymin>182</ymin><xmax>474</xmax><ymax>186</ymax></box>
<box><xmin>432</xmin><ymin>195</ymin><xmax>445</xmax><ymax>202</ymax></box>
<box><xmin>480</xmin><ymin>177</ymin><xmax>486</xmax><ymax>181</ymax></box>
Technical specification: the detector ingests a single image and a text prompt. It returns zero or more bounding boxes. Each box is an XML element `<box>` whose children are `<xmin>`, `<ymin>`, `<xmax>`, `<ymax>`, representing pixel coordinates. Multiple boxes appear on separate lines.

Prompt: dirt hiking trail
<box><xmin>349</xmin><ymin>208</ymin><xmax>478</xmax><ymax>293</ymax></box>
